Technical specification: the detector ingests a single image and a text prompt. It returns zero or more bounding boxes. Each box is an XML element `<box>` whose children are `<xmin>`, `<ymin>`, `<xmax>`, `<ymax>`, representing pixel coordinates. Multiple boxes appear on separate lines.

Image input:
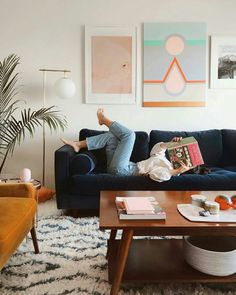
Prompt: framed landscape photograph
<box><xmin>85</xmin><ymin>25</ymin><xmax>136</xmax><ymax>104</ymax></box>
<box><xmin>210</xmin><ymin>36</ymin><xmax>236</xmax><ymax>88</ymax></box>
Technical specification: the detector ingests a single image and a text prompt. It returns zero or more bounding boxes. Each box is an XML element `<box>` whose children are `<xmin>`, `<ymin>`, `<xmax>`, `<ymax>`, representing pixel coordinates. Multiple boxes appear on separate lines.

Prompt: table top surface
<box><xmin>99</xmin><ymin>190</ymin><xmax>236</xmax><ymax>234</ymax></box>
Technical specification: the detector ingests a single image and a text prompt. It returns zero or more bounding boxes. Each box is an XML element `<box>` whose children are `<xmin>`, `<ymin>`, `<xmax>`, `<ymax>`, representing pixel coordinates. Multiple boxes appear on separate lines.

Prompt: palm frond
<box><xmin>0</xmin><ymin>107</ymin><xmax>67</xmax><ymax>156</ymax></box>
<box><xmin>0</xmin><ymin>54</ymin><xmax>67</xmax><ymax>173</ymax></box>
<box><xmin>0</xmin><ymin>54</ymin><xmax>20</xmax><ymax>121</ymax></box>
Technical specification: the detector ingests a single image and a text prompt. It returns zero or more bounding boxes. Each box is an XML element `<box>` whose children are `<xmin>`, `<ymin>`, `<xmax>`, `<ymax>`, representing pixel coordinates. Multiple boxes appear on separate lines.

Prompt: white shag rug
<box><xmin>0</xmin><ymin>200</ymin><xmax>236</xmax><ymax>295</ymax></box>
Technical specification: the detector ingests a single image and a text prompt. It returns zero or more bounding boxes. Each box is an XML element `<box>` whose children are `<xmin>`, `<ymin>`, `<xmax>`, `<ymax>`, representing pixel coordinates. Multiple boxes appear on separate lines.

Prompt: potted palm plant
<box><xmin>0</xmin><ymin>54</ymin><xmax>67</xmax><ymax>173</ymax></box>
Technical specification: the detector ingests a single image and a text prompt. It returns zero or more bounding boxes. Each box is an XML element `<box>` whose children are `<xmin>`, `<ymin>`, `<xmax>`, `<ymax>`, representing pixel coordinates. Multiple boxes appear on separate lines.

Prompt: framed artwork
<box><xmin>210</xmin><ymin>36</ymin><xmax>236</xmax><ymax>88</ymax></box>
<box><xmin>143</xmin><ymin>23</ymin><xmax>207</xmax><ymax>107</ymax></box>
<box><xmin>85</xmin><ymin>25</ymin><xmax>136</xmax><ymax>104</ymax></box>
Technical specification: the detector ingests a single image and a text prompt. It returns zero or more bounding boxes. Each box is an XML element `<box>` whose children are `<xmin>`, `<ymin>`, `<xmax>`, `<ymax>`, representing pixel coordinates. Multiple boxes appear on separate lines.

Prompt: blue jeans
<box><xmin>86</xmin><ymin>122</ymin><xmax>138</xmax><ymax>175</ymax></box>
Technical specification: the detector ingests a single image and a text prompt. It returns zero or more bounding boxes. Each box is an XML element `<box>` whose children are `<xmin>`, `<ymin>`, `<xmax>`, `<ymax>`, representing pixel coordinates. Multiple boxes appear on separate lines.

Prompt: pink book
<box><xmin>123</xmin><ymin>197</ymin><xmax>155</xmax><ymax>215</ymax></box>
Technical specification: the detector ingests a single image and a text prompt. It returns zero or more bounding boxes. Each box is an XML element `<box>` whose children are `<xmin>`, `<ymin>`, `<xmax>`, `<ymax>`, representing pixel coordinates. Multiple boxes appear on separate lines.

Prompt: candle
<box><xmin>191</xmin><ymin>194</ymin><xmax>207</xmax><ymax>207</ymax></box>
<box><xmin>20</xmin><ymin>168</ymin><xmax>31</xmax><ymax>182</ymax></box>
<box><xmin>204</xmin><ymin>201</ymin><xmax>220</xmax><ymax>215</ymax></box>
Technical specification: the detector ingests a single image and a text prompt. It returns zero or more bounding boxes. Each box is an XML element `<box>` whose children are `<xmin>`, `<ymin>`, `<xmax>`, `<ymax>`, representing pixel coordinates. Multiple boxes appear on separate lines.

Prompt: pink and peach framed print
<box><xmin>210</xmin><ymin>36</ymin><xmax>236</xmax><ymax>88</ymax></box>
<box><xmin>143</xmin><ymin>23</ymin><xmax>207</xmax><ymax>107</ymax></box>
<box><xmin>85</xmin><ymin>25</ymin><xmax>136</xmax><ymax>104</ymax></box>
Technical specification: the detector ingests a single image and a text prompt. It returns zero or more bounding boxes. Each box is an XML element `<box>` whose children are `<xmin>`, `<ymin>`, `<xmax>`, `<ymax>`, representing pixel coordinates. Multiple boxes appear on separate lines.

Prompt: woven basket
<box><xmin>183</xmin><ymin>236</ymin><xmax>236</xmax><ymax>276</ymax></box>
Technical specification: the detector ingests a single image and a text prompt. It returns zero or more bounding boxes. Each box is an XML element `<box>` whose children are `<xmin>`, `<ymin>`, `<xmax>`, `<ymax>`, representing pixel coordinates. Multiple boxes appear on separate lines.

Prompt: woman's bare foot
<box><xmin>97</xmin><ymin>108</ymin><xmax>113</xmax><ymax>127</ymax></box>
<box><xmin>61</xmin><ymin>138</ymin><xmax>80</xmax><ymax>153</ymax></box>
<box><xmin>97</xmin><ymin>108</ymin><xmax>105</xmax><ymax>125</ymax></box>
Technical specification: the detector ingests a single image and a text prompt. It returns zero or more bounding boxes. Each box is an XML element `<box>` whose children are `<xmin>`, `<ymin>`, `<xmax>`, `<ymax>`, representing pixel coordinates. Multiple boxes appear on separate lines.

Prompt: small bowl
<box><xmin>183</xmin><ymin>236</ymin><xmax>236</xmax><ymax>276</ymax></box>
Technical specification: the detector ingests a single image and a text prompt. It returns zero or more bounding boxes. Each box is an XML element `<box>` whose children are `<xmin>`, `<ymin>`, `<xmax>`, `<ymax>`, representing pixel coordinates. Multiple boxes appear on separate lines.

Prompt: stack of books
<box><xmin>115</xmin><ymin>196</ymin><xmax>166</xmax><ymax>220</ymax></box>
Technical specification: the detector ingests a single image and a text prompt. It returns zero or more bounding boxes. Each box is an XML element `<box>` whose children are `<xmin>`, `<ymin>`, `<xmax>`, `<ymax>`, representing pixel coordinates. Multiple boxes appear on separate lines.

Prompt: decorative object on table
<box><xmin>0</xmin><ymin>54</ymin><xmax>67</xmax><ymax>175</ymax></box>
<box><xmin>210</xmin><ymin>36</ymin><xmax>236</xmax><ymax>88</ymax></box>
<box><xmin>167</xmin><ymin>136</ymin><xmax>204</xmax><ymax>170</ymax></box>
<box><xmin>85</xmin><ymin>25</ymin><xmax>136</xmax><ymax>104</ymax></box>
<box><xmin>215</xmin><ymin>194</ymin><xmax>236</xmax><ymax>210</ymax></box>
<box><xmin>183</xmin><ymin>235</ymin><xmax>236</xmax><ymax>276</ymax></box>
<box><xmin>199</xmin><ymin>210</ymin><xmax>210</xmax><ymax>217</ymax></box>
<box><xmin>177</xmin><ymin>203</ymin><xmax>236</xmax><ymax>222</ymax></box>
<box><xmin>191</xmin><ymin>194</ymin><xmax>207</xmax><ymax>207</ymax></box>
<box><xmin>115</xmin><ymin>196</ymin><xmax>166</xmax><ymax>220</ymax></box>
<box><xmin>143</xmin><ymin>22</ymin><xmax>207</xmax><ymax>107</ymax></box>
<box><xmin>203</xmin><ymin>200</ymin><xmax>220</xmax><ymax>215</ymax></box>
<box><xmin>39</xmin><ymin>69</ymin><xmax>75</xmax><ymax>186</ymax></box>
<box><xmin>20</xmin><ymin>168</ymin><xmax>32</xmax><ymax>182</ymax></box>
<box><xmin>231</xmin><ymin>195</ymin><xmax>236</xmax><ymax>205</ymax></box>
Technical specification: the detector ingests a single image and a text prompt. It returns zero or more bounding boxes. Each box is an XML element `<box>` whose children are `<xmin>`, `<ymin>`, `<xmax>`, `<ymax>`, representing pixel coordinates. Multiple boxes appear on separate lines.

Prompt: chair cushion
<box><xmin>150</xmin><ymin>129</ymin><xmax>223</xmax><ymax>167</ymax></box>
<box><xmin>0</xmin><ymin>197</ymin><xmax>36</xmax><ymax>269</ymax></box>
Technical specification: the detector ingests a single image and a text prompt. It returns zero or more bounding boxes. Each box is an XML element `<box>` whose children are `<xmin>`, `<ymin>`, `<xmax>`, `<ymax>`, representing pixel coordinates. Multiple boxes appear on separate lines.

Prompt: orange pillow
<box><xmin>37</xmin><ymin>186</ymin><xmax>55</xmax><ymax>203</ymax></box>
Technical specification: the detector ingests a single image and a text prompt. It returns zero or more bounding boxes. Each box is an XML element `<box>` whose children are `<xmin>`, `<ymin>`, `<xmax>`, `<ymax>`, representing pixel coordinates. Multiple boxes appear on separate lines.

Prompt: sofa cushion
<box><xmin>222</xmin><ymin>129</ymin><xmax>236</xmax><ymax>167</ymax></box>
<box><xmin>150</xmin><ymin>129</ymin><xmax>223</xmax><ymax>167</ymax></box>
<box><xmin>79</xmin><ymin>129</ymin><xmax>149</xmax><ymax>170</ymax></box>
<box><xmin>70</xmin><ymin>152</ymin><xmax>96</xmax><ymax>175</ymax></box>
<box><xmin>69</xmin><ymin>168</ymin><xmax>236</xmax><ymax>195</ymax></box>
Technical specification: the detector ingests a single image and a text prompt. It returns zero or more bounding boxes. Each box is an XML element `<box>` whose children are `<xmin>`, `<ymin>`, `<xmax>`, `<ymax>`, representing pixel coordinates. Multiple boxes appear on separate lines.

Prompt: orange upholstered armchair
<box><xmin>0</xmin><ymin>183</ymin><xmax>39</xmax><ymax>271</ymax></box>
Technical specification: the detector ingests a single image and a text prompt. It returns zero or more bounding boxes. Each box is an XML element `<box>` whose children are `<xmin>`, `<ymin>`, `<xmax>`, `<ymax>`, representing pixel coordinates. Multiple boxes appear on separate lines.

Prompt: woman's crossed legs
<box><xmin>61</xmin><ymin>109</ymin><xmax>136</xmax><ymax>175</ymax></box>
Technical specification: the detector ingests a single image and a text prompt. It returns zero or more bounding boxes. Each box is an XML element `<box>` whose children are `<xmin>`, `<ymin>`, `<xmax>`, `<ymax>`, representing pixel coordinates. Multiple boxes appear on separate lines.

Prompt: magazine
<box><xmin>115</xmin><ymin>196</ymin><xmax>166</xmax><ymax>220</ymax></box>
<box><xmin>167</xmin><ymin>136</ymin><xmax>204</xmax><ymax>170</ymax></box>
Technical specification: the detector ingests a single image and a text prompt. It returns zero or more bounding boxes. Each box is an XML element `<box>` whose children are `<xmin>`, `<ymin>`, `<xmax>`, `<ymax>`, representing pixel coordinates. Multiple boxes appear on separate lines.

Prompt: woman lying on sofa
<box><xmin>61</xmin><ymin>108</ymin><xmax>192</xmax><ymax>182</ymax></box>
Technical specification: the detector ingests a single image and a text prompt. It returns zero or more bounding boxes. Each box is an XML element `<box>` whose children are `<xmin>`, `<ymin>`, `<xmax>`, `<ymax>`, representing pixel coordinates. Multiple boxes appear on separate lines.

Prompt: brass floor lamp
<box><xmin>39</xmin><ymin>69</ymin><xmax>75</xmax><ymax>186</ymax></box>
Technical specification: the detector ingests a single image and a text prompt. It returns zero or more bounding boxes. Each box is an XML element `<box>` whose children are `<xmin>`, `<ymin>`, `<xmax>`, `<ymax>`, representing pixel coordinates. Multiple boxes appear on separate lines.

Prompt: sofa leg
<box><xmin>67</xmin><ymin>209</ymin><xmax>80</xmax><ymax>218</ymax></box>
<box><xmin>30</xmin><ymin>227</ymin><xmax>39</xmax><ymax>254</ymax></box>
<box><xmin>65</xmin><ymin>209</ymin><xmax>99</xmax><ymax>218</ymax></box>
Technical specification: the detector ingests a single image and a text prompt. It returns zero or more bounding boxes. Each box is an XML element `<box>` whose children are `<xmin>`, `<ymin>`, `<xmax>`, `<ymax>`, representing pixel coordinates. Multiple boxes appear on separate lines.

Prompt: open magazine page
<box><xmin>167</xmin><ymin>136</ymin><xmax>204</xmax><ymax>171</ymax></box>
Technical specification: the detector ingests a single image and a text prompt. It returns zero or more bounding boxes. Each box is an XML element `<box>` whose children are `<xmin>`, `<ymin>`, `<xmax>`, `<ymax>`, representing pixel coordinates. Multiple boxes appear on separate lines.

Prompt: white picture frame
<box><xmin>210</xmin><ymin>36</ymin><xmax>236</xmax><ymax>88</ymax></box>
<box><xmin>85</xmin><ymin>25</ymin><xmax>136</xmax><ymax>104</ymax></box>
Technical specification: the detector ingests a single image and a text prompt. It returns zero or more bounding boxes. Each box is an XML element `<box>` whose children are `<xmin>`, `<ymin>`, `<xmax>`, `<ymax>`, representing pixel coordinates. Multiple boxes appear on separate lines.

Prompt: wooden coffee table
<box><xmin>99</xmin><ymin>190</ymin><xmax>236</xmax><ymax>295</ymax></box>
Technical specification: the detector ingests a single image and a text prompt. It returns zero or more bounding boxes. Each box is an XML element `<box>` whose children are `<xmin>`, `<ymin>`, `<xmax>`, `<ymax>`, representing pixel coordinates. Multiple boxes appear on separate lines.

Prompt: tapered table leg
<box><xmin>110</xmin><ymin>229</ymin><xmax>133</xmax><ymax>295</ymax></box>
<box><xmin>106</xmin><ymin>229</ymin><xmax>117</xmax><ymax>259</ymax></box>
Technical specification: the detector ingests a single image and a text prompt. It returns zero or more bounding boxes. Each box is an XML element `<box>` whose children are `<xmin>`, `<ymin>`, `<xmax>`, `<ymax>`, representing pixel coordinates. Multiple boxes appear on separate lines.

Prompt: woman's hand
<box><xmin>171</xmin><ymin>136</ymin><xmax>183</xmax><ymax>142</ymax></box>
<box><xmin>172</xmin><ymin>159</ymin><xmax>191</xmax><ymax>175</ymax></box>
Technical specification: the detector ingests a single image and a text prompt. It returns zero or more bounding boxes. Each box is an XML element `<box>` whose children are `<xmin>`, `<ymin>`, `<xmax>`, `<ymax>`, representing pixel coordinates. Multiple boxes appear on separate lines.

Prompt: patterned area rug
<box><xmin>0</xmin><ymin>216</ymin><xmax>236</xmax><ymax>295</ymax></box>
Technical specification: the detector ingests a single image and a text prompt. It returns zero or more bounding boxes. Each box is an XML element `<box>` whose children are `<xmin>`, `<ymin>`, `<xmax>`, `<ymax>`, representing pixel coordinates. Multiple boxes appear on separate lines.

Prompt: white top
<box><xmin>137</xmin><ymin>142</ymin><xmax>174</xmax><ymax>182</ymax></box>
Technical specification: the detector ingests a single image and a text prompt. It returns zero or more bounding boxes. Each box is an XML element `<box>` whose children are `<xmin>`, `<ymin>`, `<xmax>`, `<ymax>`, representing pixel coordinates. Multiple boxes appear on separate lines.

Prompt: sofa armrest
<box><xmin>55</xmin><ymin>145</ymin><xmax>75</xmax><ymax>194</ymax></box>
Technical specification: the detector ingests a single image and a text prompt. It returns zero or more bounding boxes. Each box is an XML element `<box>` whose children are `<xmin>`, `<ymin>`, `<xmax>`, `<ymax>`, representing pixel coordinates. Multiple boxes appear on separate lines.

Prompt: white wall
<box><xmin>1</xmin><ymin>0</ymin><xmax>236</xmax><ymax>188</ymax></box>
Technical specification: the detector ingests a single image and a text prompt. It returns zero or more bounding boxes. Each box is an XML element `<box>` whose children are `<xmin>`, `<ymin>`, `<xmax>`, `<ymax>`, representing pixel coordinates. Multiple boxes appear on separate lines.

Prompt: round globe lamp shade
<box><xmin>54</xmin><ymin>78</ymin><xmax>76</xmax><ymax>99</ymax></box>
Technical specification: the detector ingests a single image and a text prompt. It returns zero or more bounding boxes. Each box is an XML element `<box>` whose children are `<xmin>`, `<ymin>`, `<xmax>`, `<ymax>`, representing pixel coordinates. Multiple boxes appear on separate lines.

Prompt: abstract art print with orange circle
<box><xmin>143</xmin><ymin>23</ymin><xmax>207</xmax><ymax>107</ymax></box>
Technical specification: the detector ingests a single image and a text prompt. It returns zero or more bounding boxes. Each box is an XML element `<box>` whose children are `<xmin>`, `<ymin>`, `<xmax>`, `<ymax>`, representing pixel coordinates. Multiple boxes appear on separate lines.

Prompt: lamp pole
<box><xmin>39</xmin><ymin>69</ymin><xmax>72</xmax><ymax>186</ymax></box>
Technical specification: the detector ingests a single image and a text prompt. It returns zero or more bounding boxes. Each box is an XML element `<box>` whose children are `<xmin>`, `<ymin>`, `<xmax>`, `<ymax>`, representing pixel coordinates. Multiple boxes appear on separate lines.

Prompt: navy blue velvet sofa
<box><xmin>55</xmin><ymin>128</ymin><xmax>236</xmax><ymax>210</ymax></box>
